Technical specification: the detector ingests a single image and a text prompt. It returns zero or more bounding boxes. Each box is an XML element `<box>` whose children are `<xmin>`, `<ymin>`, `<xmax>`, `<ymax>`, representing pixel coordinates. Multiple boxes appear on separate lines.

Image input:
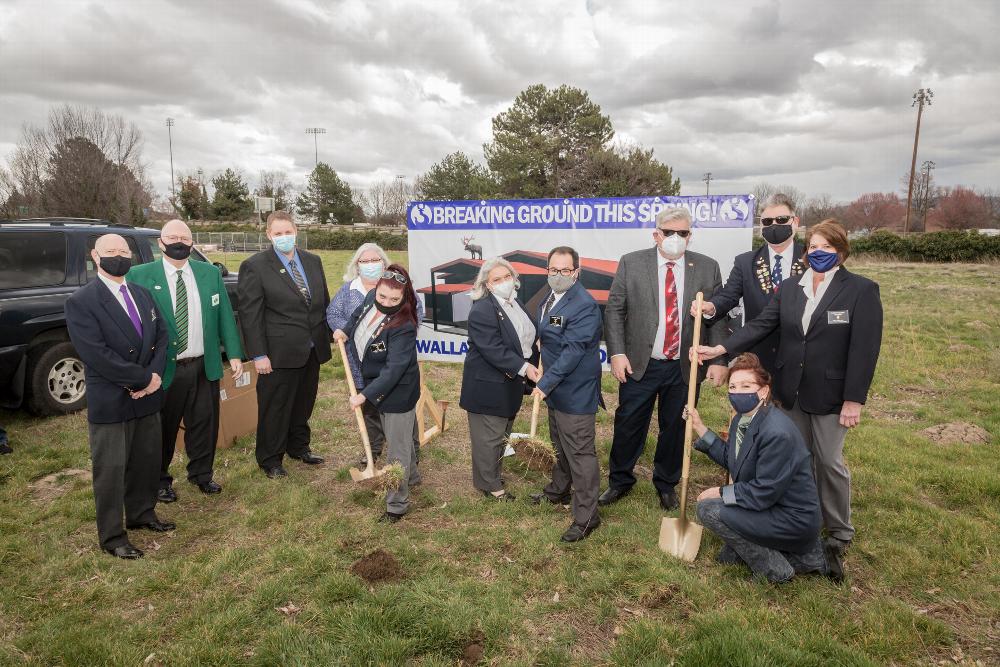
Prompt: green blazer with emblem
<box><xmin>127</xmin><ymin>258</ymin><xmax>244</xmax><ymax>389</ymax></box>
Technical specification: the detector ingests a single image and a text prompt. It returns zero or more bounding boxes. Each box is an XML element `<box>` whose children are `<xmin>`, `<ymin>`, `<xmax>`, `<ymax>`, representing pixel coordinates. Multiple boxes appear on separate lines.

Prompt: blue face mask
<box><xmin>272</xmin><ymin>235</ymin><xmax>296</xmax><ymax>254</ymax></box>
<box><xmin>807</xmin><ymin>249</ymin><xmax>839</xmax><ymax>273</ymax></box>
<box><xmin>358</xmin><ymin>261</ymin><xmax>384</xmax><ymax>280</ymax></box>
<box><xmin>728</xmin><ymin>391</ymin><xmax>762</xmax><ymax>414</ymax></box>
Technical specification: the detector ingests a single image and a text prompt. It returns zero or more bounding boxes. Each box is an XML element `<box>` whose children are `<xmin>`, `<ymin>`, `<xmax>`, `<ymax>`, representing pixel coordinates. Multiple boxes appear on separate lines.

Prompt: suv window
<box><xmin>145</xmin><ymin>236</ymin><xmax>163</xmax><ymax>262</ymax></box>
<box><xmin>85</xmin><ymin>235</ymin><xmax>141</xmax><ymax>281</ymax></box>
<box><xmin>0</xmin><ymin>231</ymin><xmax>68</xmax><ymax>289</ymax></box>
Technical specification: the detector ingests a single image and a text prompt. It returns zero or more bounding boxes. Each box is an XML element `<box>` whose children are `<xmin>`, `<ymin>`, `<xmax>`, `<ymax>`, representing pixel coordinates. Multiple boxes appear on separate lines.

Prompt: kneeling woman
<box><xmin>334</xmin><ymin>264</ymin><xmax>421</xmax><ymax>523</ymax></box>
<box><xmin>686</xmin><ymin>353</ymin><xmax>843</xmax><ymax>583</ymax></box>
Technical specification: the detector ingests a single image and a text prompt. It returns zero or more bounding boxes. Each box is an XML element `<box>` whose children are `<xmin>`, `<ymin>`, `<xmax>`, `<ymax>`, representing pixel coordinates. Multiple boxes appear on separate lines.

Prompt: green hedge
<box><xmin>305</xmin><ymin>228</ymin><xmax>407</xmax><ymax>251</ymax></box>
<box><xmin>751</xmin><ymin>230</ymin><xmax>999</xmax><ymax>262</ymax></box>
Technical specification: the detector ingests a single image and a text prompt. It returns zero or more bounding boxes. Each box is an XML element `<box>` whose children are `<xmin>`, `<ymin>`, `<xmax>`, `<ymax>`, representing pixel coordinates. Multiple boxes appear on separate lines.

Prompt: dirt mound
<box><xmin>350</xmin><ymin>549</ymin><xmax>403</xmax><ymax>583</ymax></box>
<box><xmin>510</xmin><ymin>437</ymin><xmax>555</xmax><ymax>473</ymax></box>
<box><xmin>29</xmin><ymin>468</ymin><xmax>92</xmax><ymax>501</ymax></box>
<box><xmin>461</xmin><ymin>630</ymin><xmax>485</xmax><ymax>665</ymax></box>
<box><xmin>920</xmin><ymin>422</ymin><xmax>991</xmax><ymax>446</ymax></box>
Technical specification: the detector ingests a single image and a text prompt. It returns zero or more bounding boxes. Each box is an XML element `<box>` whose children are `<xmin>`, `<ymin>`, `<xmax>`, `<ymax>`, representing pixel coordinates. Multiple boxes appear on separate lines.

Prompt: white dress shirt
<box><xmin>97</xmin><ymin>273</ymin><xmax>140</xmax><ymax>318</ymax></box>
<box><xmin>767</xmin><ymin>243</ymin><xmax>795</xmax><ymax>283</ymax></box>
<box><xmin>354</xmin><ymin>308</ymin><xmax>386</xmax><ymax>361</ymax></box>
<box><xmin>799</xmin><ymin>266</ymin><xmax>840</xmax><ymax>334</ymax></box>
<box><xmin>163</xmin><ymin>259</ymin><xmax>204</xmax><ymax>359</ymax></box>
<box><xmin>651</xmin><ymin>252</ymin><xmax>686</xmax><ymax>360</ymax></box>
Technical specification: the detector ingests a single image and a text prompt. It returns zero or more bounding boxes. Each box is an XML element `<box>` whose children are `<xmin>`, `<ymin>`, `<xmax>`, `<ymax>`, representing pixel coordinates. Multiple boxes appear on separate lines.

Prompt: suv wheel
<box><xmin>26</xmin><ymin>341</ymin><xmax>87</xmax><ymax>416</ymax></box>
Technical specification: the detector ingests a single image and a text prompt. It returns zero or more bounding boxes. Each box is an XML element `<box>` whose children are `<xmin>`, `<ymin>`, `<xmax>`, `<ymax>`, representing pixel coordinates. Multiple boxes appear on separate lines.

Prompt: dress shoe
<box><xmin>289</xmin><ymin>451</ymin><xmax>324</xmax><ymax>465</ymax></box>
<box><xmin>530</xmin><ymin>491</ymin><xmax>571</xmax><ymax>505</ymax></box>
<box><xmin>0</xmin><ymin>440</ymin><xmax>11</xmax><ymax>455</ymax></box>
<box><xmin>127</xmin><ymin>519</ymin><xmax>176</xmax><ymax>532</ymax></box>
<box><xmin>378</xmin><ymin>511</ymin><xmax>404</xmax><ymax>524</ymax></box>
<box><xmin>157</xmin><ymin>486</ymin><xmax>177</xmax><ymax>503</ymax></box>
<box><xmin>483</xmin><ymin>490</ymin><xmax>515</xmax><ymax>502</ymax></box>
<box><xmin>659</xmin><ymin>489</ymin><xmax>679</xmax><ymax>511</ymax></box>
<box><xmin>104</xmin><ymin>544</ymin><xmax>144</xmax><ymax>559</ymax></box>
<box><xmin>824</xmin><ymin>541</ymin><xmax>845</xmax><ymax>584</ymax></box>
<box><xmin>598</xmin><ymin>486</ymin><xmax>632</xmax><ymax>506</ymax></box>
<box><xmin>560</xmin><ymin>520</ymin><xmax>601</xmax><ymax>543</ymax></box>
<box><xmin>824</xmin><ymin>536</ymin><xmax>851</xmax><ymax>557</ymax></box>
<box><xmin>264</xmin><ymin>466</ymin><xmax>288</xmax><ymax>479</ymax></box>
<box><xmin>194</xmin><ymin>480</ymin><xmax>223</xmax><ymax>494</ymax></box>
<box><xmin>716</xmin><ymin>545</ymin><xmax>744</xmax><ymax>565</ymax></box>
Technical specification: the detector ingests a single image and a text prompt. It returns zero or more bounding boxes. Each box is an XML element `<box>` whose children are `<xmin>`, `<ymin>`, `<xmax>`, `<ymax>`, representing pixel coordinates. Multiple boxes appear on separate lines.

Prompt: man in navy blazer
<box><xmin>532</xmin><ymin>246</ymin><xmax>603</xmax><ymax>542</ymax></box>
<box><xmin>65</xmin><ymin>234</ymin><xmax>172</xmax><ymax>560</ymax></box>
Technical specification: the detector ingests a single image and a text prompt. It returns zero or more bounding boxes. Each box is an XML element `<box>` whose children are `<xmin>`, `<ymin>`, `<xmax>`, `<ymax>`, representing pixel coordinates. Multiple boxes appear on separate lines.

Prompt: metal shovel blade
<box><xmin>658</xmin><ymin>516</ymin><xmax>704</xmax><ymax>562</ymax></box>
<box><xmin>348</xmin><ymin>464</ymin><xmax>386</xmax><ymax>482</ymax></box>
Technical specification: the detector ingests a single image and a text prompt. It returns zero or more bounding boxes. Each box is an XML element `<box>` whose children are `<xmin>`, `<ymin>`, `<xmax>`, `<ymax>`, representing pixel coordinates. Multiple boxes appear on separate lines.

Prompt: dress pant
<box><xmin>362</xmin><ymin>399</ymin><xmax>386</xmax><ymax>458</ymax></box>
<box><xmin>543</xmin><ymin>409</ymin><xmax>600</xmax><ymax>530</ymax></box>
<box><xmin>468</xmin><ymin>412</ymin><xmax>514</xmax><ymax>493</ymax></box>
<box><xmin>255</xmin><ymin>348</ymin><xmax>320</xmax><ymax>469</ymax></box>
<box><xmin>607</xmin><ymin>358</ymin><xmax>698</xmax><ymax>493</ymax></box>
<box><xmin>88</xmin><ymin>413</ymin><xmax>161</xmax><ymax>550</ymax></box>
<box><xmin>159</xmin><ymin>357</ymin><xmax>220</xmax><ymax>487</ymax></box>
<box><xmin>382</xmin><ymin>410</ymin><xmax>422</xmax><ymax>515</ymax></box>
<box><xmin>781</xmin><ymin>401</ymin><xmax>853</xmax><ymax>542</ymax></box>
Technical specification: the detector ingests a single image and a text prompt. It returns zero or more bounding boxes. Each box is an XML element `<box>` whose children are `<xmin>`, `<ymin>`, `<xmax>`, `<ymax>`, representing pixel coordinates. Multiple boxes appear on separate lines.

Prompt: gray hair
<box><xmin>655</xmin><ymin>207</ymin><xmax>692</xmax><ymax>227</ymax></box>
<box><xmin>762</xmin><ymin>193</ymin><xmax>797</xmax><ymax>215</ymax></box>
<box><xmin>470</xmin><ymin>256</ymin><xmax>520</xmax><ymax>301</ymax></box>
<box><xmin>343</xmin><ymin>242</ymin><xmax>392</xmax><ymax>281</ymax></box>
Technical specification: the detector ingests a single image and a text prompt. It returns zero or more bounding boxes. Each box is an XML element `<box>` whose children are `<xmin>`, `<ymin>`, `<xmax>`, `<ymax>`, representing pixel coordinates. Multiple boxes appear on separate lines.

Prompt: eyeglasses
<box><xmin>358</xmin><ymin>258</ymin><xmax>382</xmax><ymax>264</ymax></box>
<box><xmin>547</xmin><ymin>267</ymin><xmax>576</xmax><ymax>277</ymax></box>
<box><xmin>162</xmin><ymin>235</ymin><xmax>193</xmax><ymax>243</ymax></box>
<box><xmin>759</xmin><ymin>215</ymin><xmax>795</xmax><ymax>226</ymax></box>
<box><xmin>382</xmin><ymin>270</ymin><xmax>408</xmax><ymax>284</ymax></box>
<box><xmin>656</xmin><ymin>229</ymin><xmax>691</xmax><ymax>238</ymax></box>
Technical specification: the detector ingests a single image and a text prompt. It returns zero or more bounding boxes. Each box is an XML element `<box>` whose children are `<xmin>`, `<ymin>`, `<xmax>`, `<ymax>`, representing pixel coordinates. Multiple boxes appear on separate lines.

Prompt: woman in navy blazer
<box><xmin>334</xmin><ymin>264</ymin><xmax>421</xmax><ymax>523</ymax></box>
<box><xmin>687</xmin><ymin>353</ymin><xmax>842</xmax><ymax>584</ymax></box>
<box><xmin>459</xmin><ymin>257</ymin><xmax>540</xmax><ymax>502</ymax></box>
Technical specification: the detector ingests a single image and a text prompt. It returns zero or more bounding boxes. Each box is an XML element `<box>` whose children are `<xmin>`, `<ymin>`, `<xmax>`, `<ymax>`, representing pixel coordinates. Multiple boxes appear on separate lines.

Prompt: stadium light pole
<box><xmin>904</xmin><ymin>88</ymin><xmax>933</xmax><ymax>233</ymax></box>
<box><xmin>305</xmin><ymin>127</ymin><xmax>326</xmax><ymax>167</ymax></box>
<box><xmin>166</xmin><ymin>118</ymin><xmax>176</xmax><ymax>198</ymax></box>
<box><xmin>702</xmin><ymin>172</ymin><xmax>713</xmax><ymax>195</ymax></box>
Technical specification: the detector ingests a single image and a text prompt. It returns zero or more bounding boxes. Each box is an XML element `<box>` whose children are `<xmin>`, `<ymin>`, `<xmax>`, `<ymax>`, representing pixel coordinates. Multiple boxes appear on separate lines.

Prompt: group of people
<box><xmin>66</xmin><ymin>196</ymin><xmax>883</xmax><ymax>585</ymax></box>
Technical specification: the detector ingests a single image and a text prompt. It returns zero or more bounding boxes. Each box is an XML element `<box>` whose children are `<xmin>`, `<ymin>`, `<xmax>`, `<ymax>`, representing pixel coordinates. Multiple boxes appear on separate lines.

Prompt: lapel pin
<box><xmin>154</xmin><ymin>285</ymin><xmax>162</xmax><ymax>290</ymax></box>
<box><xmin>279</xmin><ymin>268</ymin><xmax>286</xmax><ymax>274</ymax></box>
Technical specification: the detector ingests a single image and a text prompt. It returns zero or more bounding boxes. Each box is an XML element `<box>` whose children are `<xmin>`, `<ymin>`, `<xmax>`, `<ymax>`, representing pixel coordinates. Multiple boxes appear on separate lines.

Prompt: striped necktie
<box><xmin>175</xmin><ymin>271</ymin><xmax>188</xmax><ymax>354</ymax></box>
<box><xmin>542</xmin><ymin>292</ymin><xmax>556</xmax><ymax>316</ymax></box>
<box><xmin>734</xmin><ymin>416</ymin><xmax>752</xmax><ymax>458</ymax></box>
<box><xmin>662</xmin><ymin>261</ymin><xmax>680</xmax><ymax>357</ymax></box>
<box><xmin>772</xmin><ymin>254</ymin><xmax>783</xmax><ymax>292</ymax></box>
<box><xmin>288</xmin><ymin>259</ymin><xmax>311</xmax><ymax>306</ymax></box>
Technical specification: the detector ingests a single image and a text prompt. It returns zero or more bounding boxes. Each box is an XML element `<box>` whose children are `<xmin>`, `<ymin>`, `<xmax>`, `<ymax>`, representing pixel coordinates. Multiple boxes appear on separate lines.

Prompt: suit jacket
<box><xmin>344</xmin><ymin>293</ymin><xmax>420</xmax><ymax>413</ymax></box>
<box><xmin>237</xmin><ymin>248</ymin><xmax>332</xmax><ymax>368</ymax></box>
<box><xmin>460</xmin><ymin>293</ymin><xmax>538</xmax><ymax>418</ymax></box>
<box><xmin>127</xmin><ymin>258</ymin><xmax>244</xmax><ymax>389</ymax></box>
<box><xmin>709</xmin><ymin>242</ymin><xmax>805</xmax><ymax>374</ymax></box>
<box><xmin>724</xmin><ymin>267</ymin><xmax>883</xmax><ymax>414</ymax></box>
<box><xmin>695</xmin><ymin>405</ymin><xmax>822</xmax><ymax>553</ymax></box>
<box><xmin>604</xmin><ymin>247</ymin><xmax>726</xmax><ymax>383</ymax></box>
<box><xmin>536</xmin><ymin>281</ymin><xmax>603</xmax><ymax>415</ymax></box>
<box><xmin>65</xmin><ymin>279</ymin><xmax>168</xmax><ymax>424</ymax></box>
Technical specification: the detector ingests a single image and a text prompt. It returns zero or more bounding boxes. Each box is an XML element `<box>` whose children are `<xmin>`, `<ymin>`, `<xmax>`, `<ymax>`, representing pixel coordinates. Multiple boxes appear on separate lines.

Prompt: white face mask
<box><xmin>659</xmin><ymin>234</ymin><xmax>687</xmax><ymax>259</ymax></box>
<box><xmin>490</xmin><ymin>279</ymin><xmax>516</xmax><ymax>300</ymax></box>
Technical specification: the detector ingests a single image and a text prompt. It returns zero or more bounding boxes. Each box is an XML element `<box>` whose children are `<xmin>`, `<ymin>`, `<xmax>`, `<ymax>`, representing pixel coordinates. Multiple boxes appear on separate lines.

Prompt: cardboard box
<box><xmin>176</xmin><ymin>361</ymin><xmax>258</xmax><ymax>450</ymax></box>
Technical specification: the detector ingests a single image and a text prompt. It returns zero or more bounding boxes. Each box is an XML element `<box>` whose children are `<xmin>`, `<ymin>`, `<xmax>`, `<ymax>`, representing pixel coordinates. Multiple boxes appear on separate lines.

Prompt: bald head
<box><xmin>159</xmin><ymin>218</ymin><xmax>195</xmax><ymax>265</ymax></box>
<box><xmin>94</xmin><ymin>233</ymin><xmax>129</xmax><ymax>255</ymax></box>
<box><xmin>161</xmin><ymin>219</ymin><xmax>192</xmax><ymax>240</ymax></box>
<box><xmin>91</xmin><ymin>233</ymin><xmax>132</xmax><ymax>281</ymax></box>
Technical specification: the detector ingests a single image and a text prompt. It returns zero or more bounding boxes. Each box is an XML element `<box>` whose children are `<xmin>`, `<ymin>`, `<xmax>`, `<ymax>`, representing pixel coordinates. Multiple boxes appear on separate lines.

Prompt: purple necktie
<box><xmin>119</xmin><ymin>284</ymin><xmax>143</xmax><ymax>336</ymax></box>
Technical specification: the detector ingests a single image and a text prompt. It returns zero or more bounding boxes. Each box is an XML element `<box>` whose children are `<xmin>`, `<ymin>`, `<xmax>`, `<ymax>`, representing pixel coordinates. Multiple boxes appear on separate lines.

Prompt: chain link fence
<box><xmin>193</xmin><ymin>231</ymin><xmax>309</xmax><ymax>253</ymax></box>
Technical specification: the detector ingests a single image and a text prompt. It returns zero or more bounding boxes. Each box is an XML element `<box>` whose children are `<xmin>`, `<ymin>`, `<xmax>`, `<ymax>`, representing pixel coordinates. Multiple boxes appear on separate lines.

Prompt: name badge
<box><xmin>827</xmin><ymin>310</ymin><xmax>850</xmax><ymax>324</ymax></box>
<box><xmin>369</xmin><ymin>341</ymin><xmax>387</xmax><ymax>353</ymax></box>
<box><xmin>549</xmin><ymin>315</ymin><xmax>563</xmax><ymax>327</ymax></box>
<box><xmin>212</xmin><ymin>293</ymin><xmax>220</xmax><ymax>306</ymax></box>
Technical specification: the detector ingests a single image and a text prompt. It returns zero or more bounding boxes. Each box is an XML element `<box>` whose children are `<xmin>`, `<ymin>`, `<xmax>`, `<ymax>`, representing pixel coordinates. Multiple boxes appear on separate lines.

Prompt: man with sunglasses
<box><xmin>601</xmin><ymin>207</ymin><xmax>727</xmax><ymax>511</ymax></box>
<box><xmin>692</xmin><ymin>193</ymin><xmax>805</xmax><ymax>377</ymax></box>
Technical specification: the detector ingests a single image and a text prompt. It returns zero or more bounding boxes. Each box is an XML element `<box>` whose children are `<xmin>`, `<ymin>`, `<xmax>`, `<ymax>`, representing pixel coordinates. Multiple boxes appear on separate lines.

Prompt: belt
<box><xmin>176</xmin><ymin>356</ymin><xmax>204</xmax><ymax>366</ymax></box>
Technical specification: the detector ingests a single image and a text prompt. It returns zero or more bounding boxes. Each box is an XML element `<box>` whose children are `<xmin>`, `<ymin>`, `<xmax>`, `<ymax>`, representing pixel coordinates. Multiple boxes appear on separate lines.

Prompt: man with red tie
<box><xmin>600</xmin><ymin>208</ymin><xmax>728</xmax><ymax>511</ymax></box>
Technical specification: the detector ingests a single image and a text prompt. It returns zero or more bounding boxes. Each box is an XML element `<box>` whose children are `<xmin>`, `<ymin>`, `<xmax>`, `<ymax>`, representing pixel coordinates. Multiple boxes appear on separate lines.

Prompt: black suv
<box><xmin>0</xmin><ymin>218</ymin><xmax>239</xmax><ymax>415</ymax></box>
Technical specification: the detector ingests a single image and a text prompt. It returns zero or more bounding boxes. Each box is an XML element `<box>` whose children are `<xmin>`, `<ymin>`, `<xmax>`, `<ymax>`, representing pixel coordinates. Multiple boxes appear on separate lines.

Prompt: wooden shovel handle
<box><xmin>678</xmin><ymin>292</ymin><xmax>704</xmax><ymax>520</ymax></box>
<box><xmin>337</xmin><ymin>338</ymin><xmax>375</xmax><ymax>471</ymax></box>
<box><xmin>529</xmin><ymin>359</ymin><xmax>543</xmax><ymax>437</ymax></box>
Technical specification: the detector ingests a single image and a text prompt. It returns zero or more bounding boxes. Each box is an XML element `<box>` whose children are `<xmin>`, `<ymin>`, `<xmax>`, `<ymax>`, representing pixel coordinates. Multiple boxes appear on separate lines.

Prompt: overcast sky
<box><xmin>1</xmin><ymin>0</ymin><xmax>997</xmax><ymax>203</ymax></box>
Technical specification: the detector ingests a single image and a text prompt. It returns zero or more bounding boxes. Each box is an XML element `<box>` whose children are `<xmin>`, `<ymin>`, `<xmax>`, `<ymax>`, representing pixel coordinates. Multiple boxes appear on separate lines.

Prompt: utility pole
<box><xmin>702</xmin><ymin>172</ymin><xmax>713</xmax><ymax>196</ymax></box>
<box><xmin>920</xmin><ymin>160</ymin><xmax>935</xmax><ymax>232</ymax></box>
<box><xmin>305</xmin><ymin>127</ymin><xmax>326</xmax><ymax>167</ymax></box>
<box><xmin>166</xmin><ymin>118</ymin><xmax>176</xmax><ymax>199</ymax></box>
<box><xmin>904</xmin><ymin>88</ymin><xmax>933</xmax><ymax>233</ymax></box>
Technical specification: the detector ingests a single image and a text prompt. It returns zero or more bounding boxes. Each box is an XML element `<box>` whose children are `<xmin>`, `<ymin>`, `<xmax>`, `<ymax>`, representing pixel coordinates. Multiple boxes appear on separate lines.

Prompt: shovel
<box><xmin>658</xmin><ymin>291</ymin><xmax>706</xmax><ymax>561</ymax></box>
<box><xmin>337</xmin><ymin>338</ymin><xmax>386</xmax><ymax>483</ymax></box>
<box><xmin>508</xmin><ymin>360</ymin><xmax>556</xmax><ymax>473</ymax></box>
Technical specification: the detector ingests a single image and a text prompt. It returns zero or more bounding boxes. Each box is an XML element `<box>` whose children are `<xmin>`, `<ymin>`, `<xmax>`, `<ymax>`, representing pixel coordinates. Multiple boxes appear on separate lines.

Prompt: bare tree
<box><xmin>751</xmin><ymin>182</ymin><xmax>806</xmax><ymax>215</ymax></box>
<box><xmin>842</xmin><ymin>192</ymin><xmax>905</xmax><ymax>234</ymax></box>
<box><xmin>255</xmin><ymin>170</ymin><xmax>294</xmax><ymax>212</ymax></box>
<box><xmin>357</xmin><ymin>178</ymin><xmax>414</xmax><ymax>226</ymax></box>
<box><xmin>799</xmin><ymin>193</ymin><xmax>844</xmax><ymax>226</ymax></box>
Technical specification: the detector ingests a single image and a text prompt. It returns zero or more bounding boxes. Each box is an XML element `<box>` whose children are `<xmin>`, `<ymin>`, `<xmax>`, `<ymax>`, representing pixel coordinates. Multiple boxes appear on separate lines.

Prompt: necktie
<box><xmin>542</xmin><ymin>292</ymin><xmax>556</xmax><ymax>316</ymax></box>
<box><xmin>175</xmin><ymin>271</ymin><xmax>188</xmax><ymax>354</ymax></box>
<box><xmin>288</xmin><ymin>259</ymin><xmax>311</xmax><ymax>306</ymax></box>
<box><xmin>662</xmin><ymin>262</ymin><xmax>679</xmax><ymax>358</ymax></box>
<box><xmin>734</xmin><ymin>416</ymin><xmax>752</xmax><ymax>458</ymax></box>
<box><xmin>772</xmin><ymin>254</ymin><xmax>783</xmax><ymax>292</ymax></box>
<box><xmin>119</xmin><ymin>284</ymin><xmax>143</xmax><ymax>337</ymax></box>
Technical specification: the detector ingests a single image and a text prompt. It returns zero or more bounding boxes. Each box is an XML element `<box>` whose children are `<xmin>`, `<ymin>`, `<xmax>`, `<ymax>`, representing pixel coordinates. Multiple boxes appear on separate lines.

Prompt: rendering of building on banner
<box><xmin>418</xmin><ymin>250</ymin><xmax>618</xmax><ymax>336</ymax></box>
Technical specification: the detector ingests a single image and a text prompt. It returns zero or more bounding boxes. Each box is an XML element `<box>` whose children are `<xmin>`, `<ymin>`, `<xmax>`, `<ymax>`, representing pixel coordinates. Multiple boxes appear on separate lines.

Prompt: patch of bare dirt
<box><xmin>350</xmin><ymin>548</ymin><xmax>404</xmax><ymax>584</ymax></box>
<box><xmin>460</xmin><ymin>629</ymin><xmax>485</xmax><ymax>666</ymax></box>
<box><xmin>28</xmin><ymin>468</ymin><xmax>91</xmax><ymax>501</ymax></box>
<box><xmin>964</xmin><ymin>320</ymin><xmax>990</xmax><ymax>331</ymax></box>
<box><xmin>920</xmin><ymin>422</ymin><xmax>991</xmax><ymax>446</ymax></box>
<box><xmin>947</xmin><ymin>343</ymin><xmax>975</xmax><ymax>353</ymax></box>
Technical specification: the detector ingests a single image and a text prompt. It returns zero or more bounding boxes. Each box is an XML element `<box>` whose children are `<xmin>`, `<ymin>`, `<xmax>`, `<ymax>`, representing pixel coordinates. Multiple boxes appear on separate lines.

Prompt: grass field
<box><xmin>1</xmin><ymin>254</ymin><xmax>998</xmax><ymax>666</ymax></box>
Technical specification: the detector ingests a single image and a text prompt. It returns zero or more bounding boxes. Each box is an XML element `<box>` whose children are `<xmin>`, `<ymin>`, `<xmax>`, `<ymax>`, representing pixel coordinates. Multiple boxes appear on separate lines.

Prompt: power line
<box><xmin>702</xmin><ymin>172</ymin><xmax>713</xmax><ymax>196</ymax></box>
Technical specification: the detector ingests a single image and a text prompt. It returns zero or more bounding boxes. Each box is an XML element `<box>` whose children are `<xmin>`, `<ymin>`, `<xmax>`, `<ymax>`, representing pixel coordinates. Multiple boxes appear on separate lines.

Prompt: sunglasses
<box><xmin>656</xmin><ymin>229</ymin><xmax>691</xmax><ymax>238</ymax></box>
<box><xmin>759</xmin><ymin>215</ymin><xmax>795</xmax><ymax>226</ymax></box>
<box><xmin>382</xmin><ymin>270</ymin><xmax>408</xmax><ymax>284</ymax></box>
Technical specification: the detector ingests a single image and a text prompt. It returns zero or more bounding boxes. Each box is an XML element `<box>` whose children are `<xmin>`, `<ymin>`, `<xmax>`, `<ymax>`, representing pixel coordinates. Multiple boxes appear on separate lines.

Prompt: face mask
<box><xmin>548</xmin><ymin>273</ymin><xmax>575</xmax><ymax>294</ymax></box>
<box><xmin>375</xmin><ymin>300</ymin><xmax>403</xmax><ymax>315</ymax></box>
<box><xmin>162</xmin><ymin>241</ymin><xmax>192</xmax><ymax>261</ymax></box>
<box><xmin>728</xmin><ymin>391</ymin><xmax>762</xmax><ymax>414</ymax></box>
<box><xmin>490</xmin><ymin>279</ymin><xmax>516</xmax><ymax>300</ymax></box>
<box><xmin>359</xmin><ymin>261</ymin><xmax>384</xmax><ymax>280</ymax></box>
<box><xmin>807</xmin><ymin>249</ymin><xmax>839</xmax><ymax>273</ymax></box>
<box><xmin>98</xmin><ymin>255</ymin><xmax>132</xmax><ymax>277</ymax></box>
<box><xmin>761</xmin><ymin>224</ymin><xmax>794</xmax><ymax>246</ymax></box>
<box><xmin>659</xmin><ymin>234</ymin><xmax>687</xmax><ymax>259</ymax></box>
<box><xmin>272</xmin><ymin>235</ymin><xmax>296</xmax><ymax>254</ymax></box>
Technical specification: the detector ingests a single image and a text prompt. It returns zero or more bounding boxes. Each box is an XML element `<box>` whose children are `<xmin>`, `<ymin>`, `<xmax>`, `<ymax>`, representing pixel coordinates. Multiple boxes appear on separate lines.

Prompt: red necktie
<box><xmin>662</xmin><ymin>262</ymin><xmax>679</xmax><ymax>358</ymax></box>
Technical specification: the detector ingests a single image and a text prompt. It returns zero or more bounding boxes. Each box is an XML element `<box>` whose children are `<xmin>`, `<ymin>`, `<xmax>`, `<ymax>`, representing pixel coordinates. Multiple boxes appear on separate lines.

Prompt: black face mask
<box><xmin>761</xmin><ymin>223</ymin><xmax>794</xmax><ymax>245</ymax></box>
<box><xmin>162</xmin><ymin>241</ymin><xmax>192</xmax><ymax>260</ymax></box>
<box><xmin>99</xmin><ymin>255</ymin><xmax>132</xmax><ymax>277</ymax></box>
<box><xmin>375</xmin><ymin>301</ymin><xmax>403</xmax><ymax>316</ymax></box>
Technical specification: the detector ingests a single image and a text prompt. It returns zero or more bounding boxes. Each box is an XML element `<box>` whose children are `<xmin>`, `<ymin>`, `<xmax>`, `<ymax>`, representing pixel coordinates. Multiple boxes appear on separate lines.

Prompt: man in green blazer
<box><xmin>128</xmin><ymin>220</ymin><xmax>244</xmax><ymax>502</ymax></box>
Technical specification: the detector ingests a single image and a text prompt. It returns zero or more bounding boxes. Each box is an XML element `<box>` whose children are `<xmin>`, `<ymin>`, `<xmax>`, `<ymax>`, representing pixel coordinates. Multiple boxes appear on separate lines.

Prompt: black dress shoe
<box><xmin>377</xmin><ymin>511</ymin><xmax>404</xmax><ymax>524</ymax></box>
<box><xmin>127</xmin><ymin>519</ymin><xmax>176</xmax><ymax>532</ymax></box>
<box><xmin>0</xmin><ymin>440</ymin><xmax>11</xmax><ymax>455</ymax></box>
<box><xmin>289</xmin><ymin>451</ymin><xmax>324</xmax><ymax>465</ymax></box>
<box><xmin>659</xmin><ymin>489</ymin><xmax>679</xmax><ymax>511</ymax></box>
<box><xmin>483</xmin><ymin>490</ymin><xmax>516</xmax><ymax>502</ymax></box>
<box><xmin>560</xmin><ymin>520</ymin><xmax>601</xmax><ymax>543</ymax></box>
<box><xmin>104</xmin><ymin>544</ymin><xmax>144</xmax><ymax>559</ymax></box>
<box><xmin>264</xmin><ymin>466</ymin><xmax>288</xmax><ymax>479</ymax></box>
<box><xmin>597</xmin><ymin>486</ymin><xmax>631</xmax><ymax>506</ymax></box>
<box><xmin>157</xmin><ymin>486</ymin><xmax>178</xmax><ymax>503</ymax></box>
<box><xmin>195</xmin><ymin>480</ymin><xmax>223</xmax><ymax>494</ymax></box>
<box><xmin>824</xmin><ymin>536</ymin><xmax>851</xmax><ymax>557</ymax></box>
<box><xmin>824</xmin><ymin>541</ymin><xmax>845</xmax><ymax>584</ymax></box>
<box><xmin>529</xmin><ymin>491</ymin><xmax>571</xmax><ymax>505</ymax></box>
